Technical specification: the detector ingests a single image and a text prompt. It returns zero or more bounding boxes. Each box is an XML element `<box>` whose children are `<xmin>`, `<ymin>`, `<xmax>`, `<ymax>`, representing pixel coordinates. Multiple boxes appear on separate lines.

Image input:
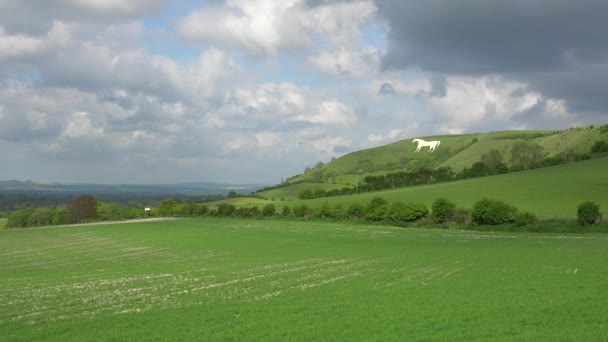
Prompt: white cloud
<box><xmin>0</xmin><ymin>26</ymin><xmax>44</xmax><ymax>59</ymax></box>
<box><xmin>176</xmin><ymin>0</ymin><xmax>377</xmax><ymax>56</ymax></box>
<box><xmin>62</xmin><ymin>111</ymin><xmax>104</xmax><ymax>138</ymax></box>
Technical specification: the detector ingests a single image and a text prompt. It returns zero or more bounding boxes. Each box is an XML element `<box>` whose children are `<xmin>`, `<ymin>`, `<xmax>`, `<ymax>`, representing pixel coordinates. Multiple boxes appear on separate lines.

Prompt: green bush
<box><xmin>365</xmin><ymin>204</ymin><xmax>388</xmax><ymax>221</ymax></box>
<box><xmin>471</xmin><ymin>198</ymin><xmax>517</xmax><ymax>225</ymax></box>
<box><xmin>432</xmin><ymin>198</ymin><xmax>456</xmax><ymax>223</ymax></box>
<box><xmin>387</xmin><ymin>201</ymin><xmax>407</xmax><ymax>222</ymax></box>
<box><xmin>347</xmin><ymin>202</ymin><xmax>365</xmax><ymax>219</ymax></box>
<box><xmin>453</xmin><ymin>208</ymin><xmax>471</xmax><ymax>225</ymax></box>
<box><xmin>316</xmin><ymin>201</ymin><xmax>333</xmax><ymax>218</ymax></box>
<box><xmin>591</xmin><ymin>141</ymin><xmax>608</xmax><ymax>153</ymax></box>
<box><xmin>514</xmin><ymin>211</ymin><xmax>538</xmax><ymax>226</ymax></box>
<box><xmin>6</xmin><ymin>208</ymin><xmax>35</xmax><ymax>228</ymax></box>
<box><xmin>262</xmin><ymin>203</ymin><xmax>276</xmax><ymax>216</ymax></box>
<box><xmin>282</xmin><ymin>206</ymin><xmax>291</xmax><ymax>217</ymax></box>
<box><xmin>403</xmin><ymin>203</ymin><xmax>429</xmax><ymax>222</ymax></box>
<box><xmin>577</xmin><ymin>202</ymin><xmax>600</xmax><ymax>226</ymax></box>
<box><xmin>293</xmin><ymin>204</ymin><xmax>311</xmax><ymax>218</ymax></box>
<box><xmin>364</xmin><ymin>197</ymin><xmax>389</xmax><ymax>221</ymax></box>
<box><xmin>217</xmin><ymin>203</ymin><xmax>236</xmax><ymax>216</ymax></box>
<box><xmin>236</xmin><ymin>206</ymin><xmax>259</xmax><ymax>217</ymax></box>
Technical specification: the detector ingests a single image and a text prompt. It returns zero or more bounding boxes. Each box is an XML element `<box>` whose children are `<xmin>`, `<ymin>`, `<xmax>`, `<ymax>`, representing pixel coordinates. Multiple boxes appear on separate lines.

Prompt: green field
<box><xmin>2</xmin><ymin>218</ymin><xmax>608</xmax><ymax>340</ymax></box>
<box><xmin>270</xmin><ymin>157</ymin><xmax>608</xmax><ymax>219</ymax></box>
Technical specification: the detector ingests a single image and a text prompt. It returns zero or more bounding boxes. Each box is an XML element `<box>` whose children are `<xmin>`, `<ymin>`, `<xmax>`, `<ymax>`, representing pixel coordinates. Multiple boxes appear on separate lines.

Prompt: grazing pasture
<box><xmin>2</xmin><ymin>218</ymin><xmax>608</xmax><ymax>340</ymax></box>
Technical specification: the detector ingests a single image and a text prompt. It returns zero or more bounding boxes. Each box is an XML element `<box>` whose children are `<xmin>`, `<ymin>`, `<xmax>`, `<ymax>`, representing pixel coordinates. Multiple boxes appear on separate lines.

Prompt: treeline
<box><xmin>0</xmin><ymin>191</ymin><xmax>225</xmax><ymax>218</ymax></box>
<box><xmin>4</xmin><ymin>194</ymin><xmax>220</xmax><ymax>229</ymax></box>
<box><xmin>190</xmin><ymin>197</ymin><xmax>604</xmax><ymax>232</ymax></box>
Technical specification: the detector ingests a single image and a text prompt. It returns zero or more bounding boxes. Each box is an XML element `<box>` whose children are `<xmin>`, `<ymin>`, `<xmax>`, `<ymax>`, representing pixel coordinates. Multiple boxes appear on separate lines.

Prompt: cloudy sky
<box><xmin>1</xmin><ymin>0</ymin><xmax>606</xmax><ymax>184</ymax></box>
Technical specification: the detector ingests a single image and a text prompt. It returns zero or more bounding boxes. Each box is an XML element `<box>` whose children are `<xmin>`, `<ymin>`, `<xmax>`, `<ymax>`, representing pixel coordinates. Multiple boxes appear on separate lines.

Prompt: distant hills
<box><xmin>0</xmin><ymin>180</ymin><xmax>267</xmax><ymax>196</ymax></box>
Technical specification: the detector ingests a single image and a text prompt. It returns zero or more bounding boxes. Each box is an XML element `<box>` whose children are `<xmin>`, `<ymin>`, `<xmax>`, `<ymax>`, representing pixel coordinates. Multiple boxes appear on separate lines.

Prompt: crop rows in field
<box><xmin>0</xmin><ymin>226</ymin><xmax>472</xmax><ymax>325</ymax></box>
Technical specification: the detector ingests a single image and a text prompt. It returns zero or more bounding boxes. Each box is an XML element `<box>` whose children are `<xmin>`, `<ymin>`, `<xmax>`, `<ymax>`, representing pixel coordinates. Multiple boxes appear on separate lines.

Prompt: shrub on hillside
<box><xmin>577</xmin><ymin>202</ymin><xmax>601</xmax><ymax>226</ymax></box>
<box><xmin>316</xmin><ymin>201</ymin><xmax>333</xmax><ymax>218</ymax></box>
<box><xmin>471</xmin><ymin>198</ymin><xmax>517</xmax><ymax>225</ymax></box>
<box><xmin>365</xmin><ymin>204</ymin><xmax>388</xmax><ymax>221</ymax></box>
<box><xmin>236</xmin><ymin>206</ymin><xmax>259</xmax><ymax>217</ymax></box>
<box><xmin>387</xmin><ymin>201</ymin><xmax>407</xmax><ymax>222</ymax></box>
<box><xmin>262</xmin><ymin>203</ymin><xmax>276</xmax><ymax>216</ymax></box>
<box><xmin>30</xmin><ymin>207</ymin><xmax>54</xmax><ymax>227</ymax></box>
<box><xmin>432</xmin><ymin>198</ymin><xmax>456</xmax><ymax>223</ymax></box>
<box><xmin>6</xmin><ymin>208</ymin><xmax>35</xmax><ymax>228</ymax></box>
<box><xmin>403</xmin><ymin>203</ymin><xmax>429</xmax><ymax>222</ymax></box>
<box><xmin>293</xmin><ymin>204</ymin><xmax>311</xmax><ymax>218</ymax></box>
<box><xmin>364</xmin><ymin>197</ymin><xmax>389</xmax><ymax>221</ymax></box>
<box><xmin>591</xmin><ymin>141</ymin><xmax>608</xmax><ymax>153</ymax></box>
<box><xmin>453</xmin><ymin>208</ymin><xmax>471</xmax><ymax>225</ymax></box>
<box><xmin>347</xmin><ymin>202</ymin><xmax>365</xmax><ymax>219</ymax></box>
<box><xmin>514</xmin><ymin>211</ymin><xmax>538</xmax><ymax>226</ymax></box>
<box><xmin>282</xmin><ymin>206</ymin><xmax>291</xmax><ymax>217</ymax></box>
<box><xmin>217</xmin><ymin>203</ymin><xmax>236</xmax><ymax>216</ymax></box>
<box><xmin>52</xmin><ymin>206</ymin><xmax>68</xmax><ymax>225</ymax></box>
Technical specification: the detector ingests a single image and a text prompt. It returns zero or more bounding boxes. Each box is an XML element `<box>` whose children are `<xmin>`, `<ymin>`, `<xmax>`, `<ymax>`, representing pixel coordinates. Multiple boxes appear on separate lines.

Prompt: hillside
<box><xmin>285</xmin><ymin>124</ymin><xmax>606</xmax><ymax>187</ymax></box>
<box><xmin>274</xmin><ymin>157</ymin><xmax>608</xmax><ymax>219</ymax></box>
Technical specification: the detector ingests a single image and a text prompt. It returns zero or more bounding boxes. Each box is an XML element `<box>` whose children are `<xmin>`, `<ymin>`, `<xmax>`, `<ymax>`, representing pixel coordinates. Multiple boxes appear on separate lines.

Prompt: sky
<box><xmin>0</xmin><ymin>0</ymin><xmax>607</xmax><ymax>184</ymax></box>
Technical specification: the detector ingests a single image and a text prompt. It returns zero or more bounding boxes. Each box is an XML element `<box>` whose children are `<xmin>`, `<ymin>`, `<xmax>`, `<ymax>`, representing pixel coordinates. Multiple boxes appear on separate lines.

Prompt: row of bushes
<box><xmin>208</xmin><ymin>197</ymin><xmax>602</xmax><ymax>229</ymax></box>
<box><xmin>6</xmin><ymin>194</ymin><xmax>603</xmax><ymax>231</ymax></box>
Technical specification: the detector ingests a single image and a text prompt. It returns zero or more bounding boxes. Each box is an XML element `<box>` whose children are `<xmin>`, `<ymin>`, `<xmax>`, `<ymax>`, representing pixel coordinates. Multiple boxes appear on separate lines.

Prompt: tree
<box><xmin>510</xmin><ymin>141</ymin><xmax>547</xmax><ymax>170</ymax></box>
<box><xmin>67</xmin><ymin>195</ymin><xmax>98</xmax><ymax>223</ymax></box>
<box><xmin>481</xmin><ymin>149</ymin><xmax>508</xmax><ymax>174</ymax></box>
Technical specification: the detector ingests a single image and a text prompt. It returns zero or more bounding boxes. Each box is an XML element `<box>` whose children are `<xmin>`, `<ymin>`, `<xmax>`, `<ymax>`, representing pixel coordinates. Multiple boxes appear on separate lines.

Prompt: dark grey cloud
<box><xmin>376</xmin><ymin>0</ymin><xmax>608</xmax><ymax>115</ymax></box>
<box><xmin>0</xmin><ymin>0</ymin><xmax>166</xmax><ymax>34</ymax></box>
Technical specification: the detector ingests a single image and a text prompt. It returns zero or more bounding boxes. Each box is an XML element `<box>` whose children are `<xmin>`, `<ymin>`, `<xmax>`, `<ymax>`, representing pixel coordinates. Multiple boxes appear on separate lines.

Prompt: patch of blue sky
<box><xmin>362</xmin><ymin>23</ymin><xmax>387</xmax><ymax>50</ymax></box>
<box><xmin>140</xmin><ymin>1</ymin><xmax>205</xmax><ymax>62</ymax></box>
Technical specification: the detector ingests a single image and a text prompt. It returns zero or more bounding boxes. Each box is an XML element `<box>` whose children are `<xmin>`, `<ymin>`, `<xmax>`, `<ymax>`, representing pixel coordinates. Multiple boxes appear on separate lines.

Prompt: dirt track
<box><xmin>1</xmin><ymin>217</ymin><xmax>177</xmax><ymax>231</ymax></box>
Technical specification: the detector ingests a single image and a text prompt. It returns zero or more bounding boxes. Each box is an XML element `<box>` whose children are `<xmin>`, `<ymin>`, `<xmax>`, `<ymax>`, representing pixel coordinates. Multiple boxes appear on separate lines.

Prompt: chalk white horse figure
<box><xmin>412</xmin><ymin>138</ymin><xmax>441</xmax><ymax>152</ymax></box>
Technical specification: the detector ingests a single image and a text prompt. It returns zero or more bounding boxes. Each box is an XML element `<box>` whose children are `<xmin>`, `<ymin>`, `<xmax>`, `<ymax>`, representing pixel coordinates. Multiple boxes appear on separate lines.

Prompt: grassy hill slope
<box><xmin>277</xmin><ymin>157</ymin><xmax>608</xmax><ymax>219</ymax></box>
<box><xmin>287</xmin><ymin>125</ymin><xmax>606</xmax><ymax>187</ymax></box>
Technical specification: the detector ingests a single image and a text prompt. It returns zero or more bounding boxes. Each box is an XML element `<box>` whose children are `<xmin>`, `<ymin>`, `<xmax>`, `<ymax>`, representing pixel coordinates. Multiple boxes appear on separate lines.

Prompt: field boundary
<box><xmin>0</xmin><ymin>217</ymin><xmax>176</xmax><ymax>232</ymax></box>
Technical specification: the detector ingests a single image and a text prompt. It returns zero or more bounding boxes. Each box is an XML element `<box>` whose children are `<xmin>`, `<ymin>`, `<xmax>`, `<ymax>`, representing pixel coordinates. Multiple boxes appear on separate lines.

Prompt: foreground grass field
<box><xmin>272</xmin><ymin>157</ymin><xmax>608</xmax><ymax>219</ymax></box>
<box><xmin>2</xmin><ymin>218</ymin><xmax>608</xmax><ymax>340</ymax></box>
